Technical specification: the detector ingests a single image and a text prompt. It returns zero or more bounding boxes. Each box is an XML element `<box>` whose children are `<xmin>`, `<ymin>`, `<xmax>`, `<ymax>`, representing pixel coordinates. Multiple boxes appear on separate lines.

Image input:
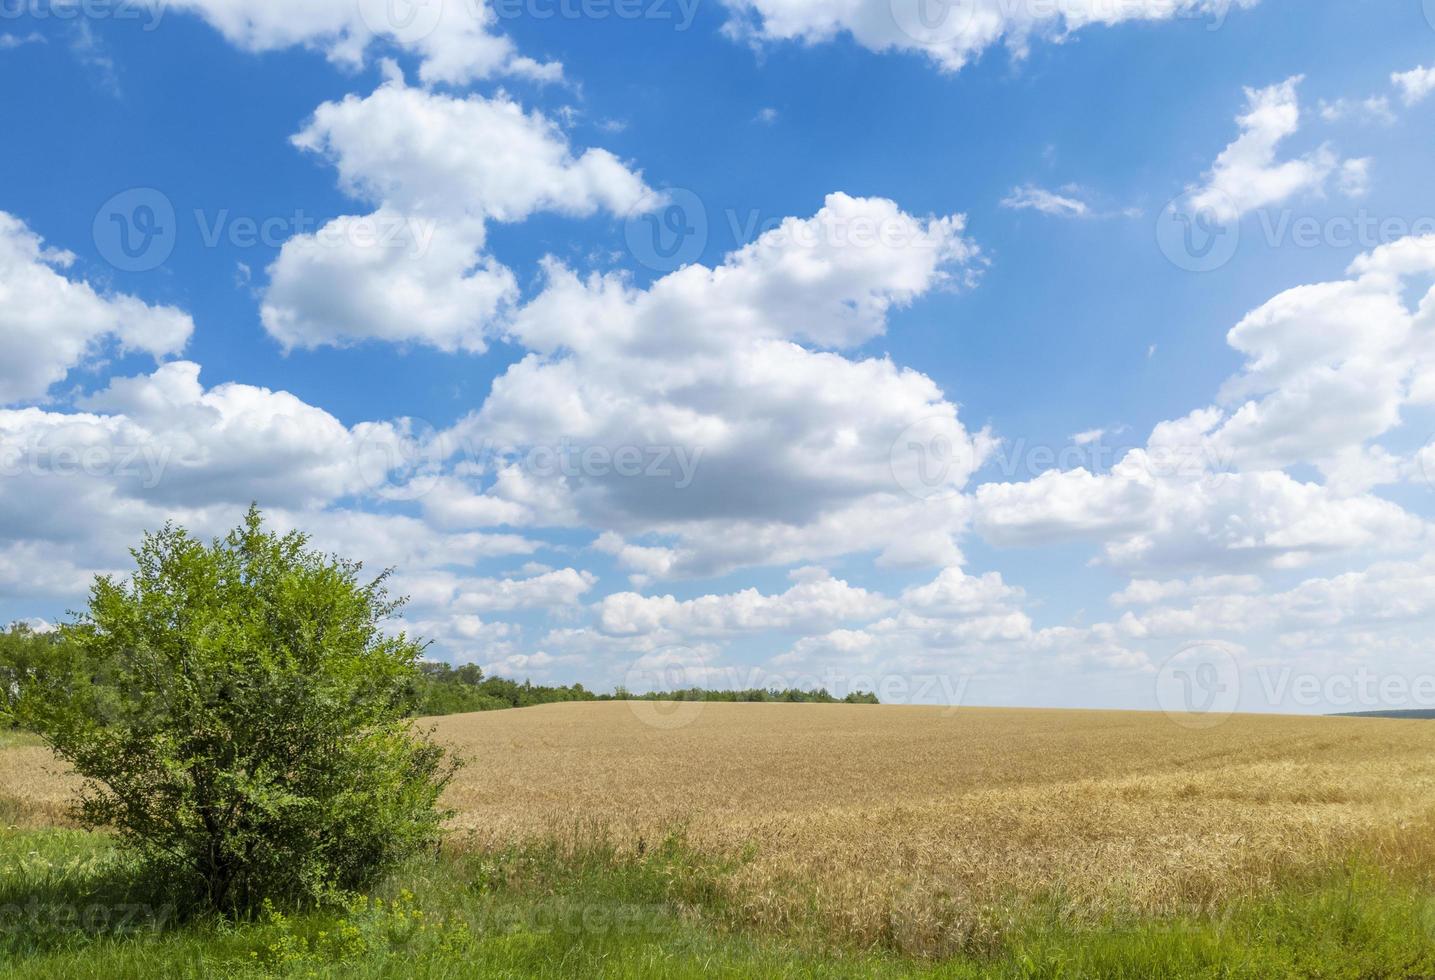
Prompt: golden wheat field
<box><xmin>5</xmin><ymin>703</ymin><xmax>1435</xmax><ymax>949</ymax></box>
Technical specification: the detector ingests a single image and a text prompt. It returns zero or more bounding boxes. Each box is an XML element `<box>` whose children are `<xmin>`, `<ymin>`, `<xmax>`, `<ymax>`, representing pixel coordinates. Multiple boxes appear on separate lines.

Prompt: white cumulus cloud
<box><xmin>0</xmin><ymin>212</ymin><xmax>192</xmax><ymax>405</ymax></box>
<box><xmin>262</xmin><ymin>78</ymin><xmax>651</xmax><ymax>352</ymax></box>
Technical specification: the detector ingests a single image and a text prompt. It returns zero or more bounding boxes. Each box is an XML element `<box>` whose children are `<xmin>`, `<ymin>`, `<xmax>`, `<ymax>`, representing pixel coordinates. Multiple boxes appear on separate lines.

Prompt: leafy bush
<box><xmin>14</xmin><ymin>507</ymin><xmax>456</xmax><ymax>914</ymax></box>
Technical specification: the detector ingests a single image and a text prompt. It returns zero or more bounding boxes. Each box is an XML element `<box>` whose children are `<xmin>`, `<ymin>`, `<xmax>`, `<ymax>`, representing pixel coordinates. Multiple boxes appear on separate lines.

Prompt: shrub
<box><xmin>15</xmin><ymin>507</ymin><xmax>456</xmax><ymax>914</ymax></box>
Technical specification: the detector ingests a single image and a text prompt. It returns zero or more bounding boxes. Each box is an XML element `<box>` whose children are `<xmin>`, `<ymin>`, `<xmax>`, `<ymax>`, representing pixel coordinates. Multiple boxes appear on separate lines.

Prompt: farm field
<box><xmin>440</xmin><ymin>703</ymin><xmax>1435</xmax><ymax>946</ymax></box>
<box><xmin>5</xmin><ymin>702</ymin><xmax>1435</xmax><ymax>976</ymax></box>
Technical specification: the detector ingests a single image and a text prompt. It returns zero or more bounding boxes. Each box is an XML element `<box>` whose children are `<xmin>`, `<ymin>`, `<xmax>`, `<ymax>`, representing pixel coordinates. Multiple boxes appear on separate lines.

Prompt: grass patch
<box><xmin>0</xmin><ymin>733</ymin><xmax>42</xmax><ymax>751</ymax></box>
<box><xmin>0</xmin><ymin>827</ymin><xmax>1433</xmax><ymax>978</ymax></box>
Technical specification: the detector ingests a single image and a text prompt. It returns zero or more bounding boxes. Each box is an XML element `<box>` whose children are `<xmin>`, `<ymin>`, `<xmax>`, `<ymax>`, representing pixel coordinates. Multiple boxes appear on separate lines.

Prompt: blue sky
<box><xmin>5</xmin><ymin>0</ymin><xmax>1435</xmax><ymax>717</ymax></box>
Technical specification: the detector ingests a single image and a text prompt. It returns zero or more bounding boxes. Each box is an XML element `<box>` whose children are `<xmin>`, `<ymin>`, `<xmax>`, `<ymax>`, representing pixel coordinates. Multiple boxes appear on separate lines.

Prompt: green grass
<box><xmin>0</xmin><ymin>828</ymin><xmax>1433</xmax><ymax>978</ymax></box>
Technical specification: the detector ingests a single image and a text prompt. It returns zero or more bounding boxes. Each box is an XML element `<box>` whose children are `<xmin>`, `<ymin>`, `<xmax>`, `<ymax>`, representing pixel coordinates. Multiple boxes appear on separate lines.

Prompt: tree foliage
<box><xmin>14</xmin><ymin>507</ymin><xmax>455</xmax><ymax>913</ymax></box>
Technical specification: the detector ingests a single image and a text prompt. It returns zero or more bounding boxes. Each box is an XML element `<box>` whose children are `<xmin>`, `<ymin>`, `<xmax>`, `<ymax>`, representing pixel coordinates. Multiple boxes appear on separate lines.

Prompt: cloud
<box><xmin>1100</xmin><ymin>554</ymin><xmax>1435</xmax><ymax>675</ymax></box>
<box><xmin>287</xmin><ymin>79</ymin><xmax>649</xmax><ymax>223</ymax></box>
<box><xmin>397</xmin><ymin>567</ymin><xmax>597</xmax><ymax>613</ymax></box>
<box><xmin>900</xmin><ymin>566</ymin><xmax>1025</xmax><ymax>616</ymax></box>
<box><xmin>261</xmin><ymin>77</ymin><xmax>651</xmax><ymax>352</ymax></box>
<box><xmin>1318</xmin><ymin>95</ymin><xmax>1394</xmax><ymax>125</ymax></box>
<box><xmin>765</xmin><ymin>553</ymin><xmax>1435</xmax><ymax>705</ymax></box>
<box><xmin>1186</xmin><ymin>76</ymin><xmax>1362</xmax><ymax>222</ymax></box>
<box><xmin>1392</xmin><ymin>66</ymin><xmax>1435</xmax><ymax>107</ymax></box>
<box><xmin>261</xmin><ymin>211</ymin><xmax>515</xmax><ymax>354</ymax></box>
<box><xmin>1210</xmin><ymin>236</ymin><xmax>1435</xmax><ymax>481</ymax></box>
<box><xmin>0</xmin><ymin>32</ymin><xmax>45</xmax><ymax>50</ymax></box>
<box><xmin>68</xmin><ymin>20</ymin><xmax>120</xmax><ymax>92</ymax></box>
<box><xmin>435</xmin><ymin>193</ymin><xmax>989</xmax><ymax>577</ymax></box>
<box><xmin>972</xmin><ymin>233</ymin><xmax>1435</xmax><ymax>573</ymax></box>
<box><xmin>720</xmin><ymin>0</ymin><xmax>1257</xmax><ymax>74</ymax></box>
<box><xmin>598</xmin><ymin>568</ymin><xmax>894</xmax><ymax>636</ymax></box>
<box><xmin>1110</xmin><ymin>575</ymin><xmax>1263</xmax><ymax>606</ymax></box>
<box><xmin>6</xmin><ymin>360</ymin><xmax>401</xmax><ymax>512</ymax></box>
<box><xmin>0</xmin><ymin>212</ymin><xmax>193</xmax><ymax>405</ymax></box>
<box><xmin>164</xmin><ymin>0</ymin><xmax>558</xmax><ymax>86</ymax></box>
<box><xmin>771</xmin><ymin>565</ymin><xmax>1145</xmax><ymax>683</ymax></box>
<box><xmin>978</xmin><ymin>430</ymin><xmax>1425</xmax><ymax>573</ymax></box>
<box><xmin>0</xmin><ymin>357</ymin><xmax>537</xmax><ymax>611</ymax></box>
<box><xmin>404</xmin><ymin>614</ymin><xmax>521</xmax><ymax>667</ymax></box>
<box><xmin>1001</xmin><ymin>184</ymin><xmax>1090</xmax><ymax>218</ymax></box>
<box><xmin>0</xmin><ymin>542</ymin><xmax>118</xmax><ymax>601</ymax></box>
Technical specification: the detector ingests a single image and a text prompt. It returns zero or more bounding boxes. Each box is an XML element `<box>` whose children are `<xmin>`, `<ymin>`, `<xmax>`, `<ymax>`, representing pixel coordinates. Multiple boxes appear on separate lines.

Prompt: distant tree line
<box><xmin>408</xmin><ymin>661</ymin><xmax>878</xmax><ymax>714</ymax></box>
<box><xmin>609</xmin><ymin>685</ymin><xmax>879</xmax><ymax>705</ymax></box>
<box><xmin>0</xmin><ymin>621</ymin><xmax>121</xmax><ymax>724</ymax></box>
<box><xmin>4</xmin><ymin>623</ymin><xmax>879</xmax><ymax>727</ymax></box>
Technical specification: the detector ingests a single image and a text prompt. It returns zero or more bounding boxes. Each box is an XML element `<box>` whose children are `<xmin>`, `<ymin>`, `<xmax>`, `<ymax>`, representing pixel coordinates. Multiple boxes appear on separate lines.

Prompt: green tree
<box><xmin>16</xmin><ymin>507</ymin><xmax>456</xmax><ymax>913</ymax></box>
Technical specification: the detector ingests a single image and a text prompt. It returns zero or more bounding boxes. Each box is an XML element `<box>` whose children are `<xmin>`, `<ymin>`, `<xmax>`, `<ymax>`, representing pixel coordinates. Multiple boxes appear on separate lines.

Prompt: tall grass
<box><xmin>2</xmin><ymin>827</ymin><xmax>1434</xmax><ymax>978</ymax></box>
